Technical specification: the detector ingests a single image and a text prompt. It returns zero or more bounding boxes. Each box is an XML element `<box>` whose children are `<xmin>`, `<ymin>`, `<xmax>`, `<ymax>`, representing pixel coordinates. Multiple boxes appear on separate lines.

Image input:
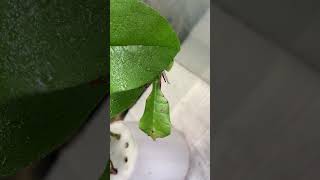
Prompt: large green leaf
<box><xmin>110</xmin><ymin>0</ymin><xmax>180</xmax><ymax>116</ymax></box>
<box><xmin>0</xmin><ymin>84</ymin><xmax>107</xmax><ymax>176</ymax></box>
<box><xmin>139</xmin><ymin>79</ymin><xmax>171</xmax><ymax>140</ymax></box>
<box><xmin>0</xmin><ymin>0</ymin><xmax>107</xmax><ymax>176</ymax></box>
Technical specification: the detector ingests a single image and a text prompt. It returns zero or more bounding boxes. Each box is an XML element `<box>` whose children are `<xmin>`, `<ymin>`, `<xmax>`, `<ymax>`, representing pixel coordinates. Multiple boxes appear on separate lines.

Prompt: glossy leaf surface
<box><xmin>110</xmin><ymin>0</ymin><xmax>180</xmax><ymax>117</ymax></box>
<box><xmin>0</xmin><ymin>0</ymin><xmax>107</xmax><ymax>176</ymax></box>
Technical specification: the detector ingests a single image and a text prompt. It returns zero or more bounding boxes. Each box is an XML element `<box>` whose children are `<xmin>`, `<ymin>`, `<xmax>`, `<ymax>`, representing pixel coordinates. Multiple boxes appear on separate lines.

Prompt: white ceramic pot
<box><xmin>110</xmin><ymin>121</ymin><xmax>190</xmax><ymax>180</ymax></box>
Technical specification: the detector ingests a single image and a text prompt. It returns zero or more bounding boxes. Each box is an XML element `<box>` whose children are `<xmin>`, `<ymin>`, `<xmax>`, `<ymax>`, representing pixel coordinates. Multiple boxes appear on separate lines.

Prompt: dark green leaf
<box><xmin>99</xmin><ymin>161</ymin><xmax>110</xmax><ymax>180</ymax></box>
<box><xmin>0</xmin><ymin>0</ymin><xmax>107</xmax><ymax>176</ymax></box>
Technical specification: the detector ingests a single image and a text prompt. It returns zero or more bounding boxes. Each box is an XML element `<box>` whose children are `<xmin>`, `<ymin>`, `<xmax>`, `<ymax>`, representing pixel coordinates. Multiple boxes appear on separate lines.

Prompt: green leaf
<box><xmin>0</xmin><ymin>0</ymin><xmax>107</xmax><ymax>176</ymax></box>
<box><xmin>110</xmin><ymin>0</ymin><xmax>180</xmax><ymax>116</ymax></box>
<box><xmin>99</xmin><ymin>162</ymin><xmax>110</xmax><ymax>180</ymax></box>
<box><xmin>110</xmin><ymin>86</ymin><xmax>145</xmax><ymax>118</ymax></box>
<box><xmin>139</xmin><ymin>79</ymin><xmax>171</xmax><ymax>140</ymax></box>
<box><xmin>110</xmin><ymin>46</ymin><xmax>176</xmax><ymax>94</ymax></box>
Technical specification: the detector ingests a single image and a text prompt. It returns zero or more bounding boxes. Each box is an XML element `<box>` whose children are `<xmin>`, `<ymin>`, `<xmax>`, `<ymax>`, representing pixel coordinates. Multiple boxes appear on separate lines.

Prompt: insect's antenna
<box><xmin>161</xmin><ymin>71</ymin><xmax>170</xmax><ymax>84</ymax></box>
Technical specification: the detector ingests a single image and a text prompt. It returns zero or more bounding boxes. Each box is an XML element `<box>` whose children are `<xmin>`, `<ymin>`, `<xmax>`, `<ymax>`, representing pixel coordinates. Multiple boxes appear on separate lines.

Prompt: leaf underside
<box><xmin>110</xmin><ymin>86</ymin><xmax>145</xmax><ymax>118</ymax></box>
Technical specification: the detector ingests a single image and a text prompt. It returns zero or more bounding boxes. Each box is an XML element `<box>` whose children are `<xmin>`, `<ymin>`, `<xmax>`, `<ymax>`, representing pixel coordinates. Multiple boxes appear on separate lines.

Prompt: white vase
<box><xmin>110</xmin><ymin>121</ymin><xmax>190</xmax><ymax>180</ymax></box>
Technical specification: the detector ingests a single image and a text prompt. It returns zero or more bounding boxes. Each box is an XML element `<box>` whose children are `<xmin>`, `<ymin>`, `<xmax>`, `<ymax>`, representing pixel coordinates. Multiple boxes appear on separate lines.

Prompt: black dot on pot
<box><xmin>124</xmin><ymin>157</ymin><xmax>128</xmax><ymax>163</ymax></box>
<box><xmin>125</xmin><ymin>142</ymin><xmax>129</xmax><ymax>148</ymax></box>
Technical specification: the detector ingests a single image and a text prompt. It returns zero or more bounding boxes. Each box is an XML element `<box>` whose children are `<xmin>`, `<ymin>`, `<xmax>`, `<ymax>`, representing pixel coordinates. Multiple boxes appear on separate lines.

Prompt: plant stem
<box><xmin>109</xmin><ymin>159</ymin><xmax>118</xmax><ymax>175</ymax></box>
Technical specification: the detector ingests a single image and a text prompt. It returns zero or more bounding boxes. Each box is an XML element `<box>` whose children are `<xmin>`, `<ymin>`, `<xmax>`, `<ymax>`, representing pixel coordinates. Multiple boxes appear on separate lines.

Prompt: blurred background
<box><xmin>214</xmin><ymin>0</ymin><xmax>320</xmax><ymax>179</ymax></box>
<box><xmin>1</xmin><ymin>0</ymin><xmax>210</xmax><ymax>179</ymax></box>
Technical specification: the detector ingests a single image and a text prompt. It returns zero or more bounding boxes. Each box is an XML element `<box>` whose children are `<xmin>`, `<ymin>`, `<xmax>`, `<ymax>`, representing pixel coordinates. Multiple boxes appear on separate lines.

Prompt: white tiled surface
<box><xmin>125</xmin><ymin>9</ymin><xmax>211</xmax><ymax>180</ymax></box>
<box><xmin>176</xmin><ymin>9</ymin><xmax>210</xmax><ymax>83</ymax></box>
